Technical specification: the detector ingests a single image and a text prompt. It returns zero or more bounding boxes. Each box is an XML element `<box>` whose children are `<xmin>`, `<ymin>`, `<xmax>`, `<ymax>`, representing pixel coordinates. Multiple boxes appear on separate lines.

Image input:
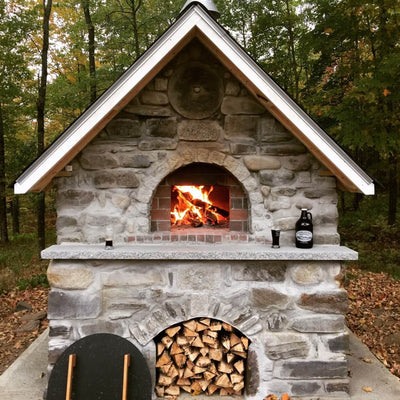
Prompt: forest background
<box><xmin>0</xmin><ymin>0</ymin><xmax>399</xmax><ymax>291</ymax></box>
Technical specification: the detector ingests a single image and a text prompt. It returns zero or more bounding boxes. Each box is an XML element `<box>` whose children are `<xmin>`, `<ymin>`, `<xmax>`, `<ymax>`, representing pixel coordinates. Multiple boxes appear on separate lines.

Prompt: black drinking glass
<box><xmin>271</xmin><ymin>229</ymin><xmax>280</xmax><ymax>248</ymax></box>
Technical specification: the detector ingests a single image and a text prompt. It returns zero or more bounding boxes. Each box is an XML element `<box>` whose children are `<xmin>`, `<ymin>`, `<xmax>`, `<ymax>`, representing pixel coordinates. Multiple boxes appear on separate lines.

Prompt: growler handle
<box><xmin>307</xmin><ymin>212</ymin><xmax>312</xmax><ymax>221</ymax></box>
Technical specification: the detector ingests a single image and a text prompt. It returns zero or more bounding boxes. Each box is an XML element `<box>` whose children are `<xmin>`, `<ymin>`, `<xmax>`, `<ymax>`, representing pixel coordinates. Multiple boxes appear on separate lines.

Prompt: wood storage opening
<box><xmin>155</xmin><ymin>318</ymin><xmax>249</xmax><ymax>398</ymax></box>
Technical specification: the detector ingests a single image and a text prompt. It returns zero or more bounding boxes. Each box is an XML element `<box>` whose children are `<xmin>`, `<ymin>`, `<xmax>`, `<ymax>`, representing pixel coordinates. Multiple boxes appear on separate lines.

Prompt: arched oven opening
<box><xmin>151</xmin><ymin>163</ymin><xmax>249</xmax><ymax>234</ymax></box>
<box><xmin>155</xmin><ymin>318</ymin><xmax>249</xmax><ymax>397</ymax></box>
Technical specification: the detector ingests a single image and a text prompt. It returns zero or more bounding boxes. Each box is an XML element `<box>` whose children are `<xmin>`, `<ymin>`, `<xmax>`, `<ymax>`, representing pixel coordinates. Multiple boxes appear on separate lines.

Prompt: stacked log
<box><xmin>155</xmin><ymin>318</ymin><xmax>248</xmax><ymax>398</ymax></box>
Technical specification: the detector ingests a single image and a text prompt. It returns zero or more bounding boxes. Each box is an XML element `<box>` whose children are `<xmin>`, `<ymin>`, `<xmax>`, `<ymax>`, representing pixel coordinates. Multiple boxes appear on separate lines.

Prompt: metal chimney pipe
<box><xmin>180</xmin><ymin>0</ymin><xmax>220</xmax><ymax>19</ymax></box>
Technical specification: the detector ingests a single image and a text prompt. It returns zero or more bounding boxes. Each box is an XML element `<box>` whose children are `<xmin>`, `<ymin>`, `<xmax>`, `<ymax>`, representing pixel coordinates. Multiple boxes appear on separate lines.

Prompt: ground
<box><xmin>0</xmin><ymin>266</ymin><xmax>399</xmax><ymax>379</ymax></box>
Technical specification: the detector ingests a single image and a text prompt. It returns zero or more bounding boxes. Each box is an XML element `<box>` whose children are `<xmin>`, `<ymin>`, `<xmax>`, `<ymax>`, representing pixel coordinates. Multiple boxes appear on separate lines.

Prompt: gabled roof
<box><xmin>14</xmin><ymin>4</ymin><xmax>375</xmax><ymax>195</ymax></box>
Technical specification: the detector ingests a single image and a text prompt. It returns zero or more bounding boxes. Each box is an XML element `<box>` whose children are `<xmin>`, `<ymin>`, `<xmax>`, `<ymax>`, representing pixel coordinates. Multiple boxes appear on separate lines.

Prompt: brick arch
<box><xmin>142</xmin><ymin>151</ymin><xmax>260</xmax><ymax>233</ymax></box>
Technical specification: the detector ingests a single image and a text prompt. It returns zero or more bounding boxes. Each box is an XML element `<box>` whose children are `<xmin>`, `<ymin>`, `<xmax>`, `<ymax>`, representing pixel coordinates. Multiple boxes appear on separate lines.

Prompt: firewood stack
<box><xmin>155</xmin><ymin>318</ymin><xmax>248</xmax><ymax>398</ymax></box>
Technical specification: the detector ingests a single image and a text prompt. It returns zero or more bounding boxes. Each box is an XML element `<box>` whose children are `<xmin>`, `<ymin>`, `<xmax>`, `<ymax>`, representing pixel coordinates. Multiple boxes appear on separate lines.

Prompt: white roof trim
<box><xmin>14</xmin><ymin>5</ymin><xmax>374</xmax><ymax>195</ymax></box>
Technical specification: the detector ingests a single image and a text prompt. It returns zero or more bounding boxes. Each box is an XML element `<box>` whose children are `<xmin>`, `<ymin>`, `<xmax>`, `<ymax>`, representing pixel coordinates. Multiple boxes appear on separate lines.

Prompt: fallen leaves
<box><xmin>0</xmin><ymin>286</ymin><xmax>49</xmax><ymax>375</ymax></box>
<box><xmin>362</xmin><ymin>357</ymin><xmax>373</xmax><ymax>364</ymax></box>
<box><xmin>264</xmin><ymin>394</ymin><xmax>290</xmax><ymax>400</ymax></box>
<box><xmin>346</xmin><ymin>266</ymin><xmax>400</xmax><ymax>379</ymax></box>
<box><xmin>362</xmin><ymin>386</ymin><xmax>373</xmax><ymax>392</ymax></box>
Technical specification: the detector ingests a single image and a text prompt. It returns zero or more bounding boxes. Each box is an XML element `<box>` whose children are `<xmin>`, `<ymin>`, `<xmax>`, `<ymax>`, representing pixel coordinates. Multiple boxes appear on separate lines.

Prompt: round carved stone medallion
<box><xmin>168</xmin><ymin>62</ymin><xmax>224</xmax><ymax>119</ymax></box>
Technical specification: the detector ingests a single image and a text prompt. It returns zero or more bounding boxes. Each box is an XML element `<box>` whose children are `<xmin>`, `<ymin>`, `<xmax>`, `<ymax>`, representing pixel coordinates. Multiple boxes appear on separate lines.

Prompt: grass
<box><xmin>0</xmin><ymin>200</ymin><xmax>56</xmax><ymax>292</ymax></box>
<box><xmin>338</xmin><ymin>193</ymin><xmax>400</xmax><ymax>279</ymax></box>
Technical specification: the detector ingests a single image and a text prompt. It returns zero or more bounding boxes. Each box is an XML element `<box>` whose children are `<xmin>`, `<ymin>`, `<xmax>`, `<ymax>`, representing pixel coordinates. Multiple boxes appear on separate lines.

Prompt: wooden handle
<box><xmin>122</xmin><ymin>354</ymin><xmax>130</xmax><ymax>400</ymax></box>
<box><xmin>65</xmin><ymin>354</ymin><xmax>76</xmax><ymax>400</ymax></box>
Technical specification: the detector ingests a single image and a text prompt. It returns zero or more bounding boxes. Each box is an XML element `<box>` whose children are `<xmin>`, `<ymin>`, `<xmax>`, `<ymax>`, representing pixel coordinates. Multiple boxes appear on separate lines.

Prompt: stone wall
<box><xmin>54</xmin><ymin>39</ymin><xmax>339</xmax><ymax>246</ymax></box>
<box><xmin>47</xmin><ymin>258</ymin><xmax>350</xmax><ymax>399</ymax></box>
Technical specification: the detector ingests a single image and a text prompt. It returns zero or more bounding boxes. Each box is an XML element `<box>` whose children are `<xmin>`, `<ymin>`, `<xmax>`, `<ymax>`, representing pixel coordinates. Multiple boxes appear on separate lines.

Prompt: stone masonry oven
<box><xmin>43</xmin><ymin>38</ymin><xmax>358</xmax><ymax>399</ymax></box>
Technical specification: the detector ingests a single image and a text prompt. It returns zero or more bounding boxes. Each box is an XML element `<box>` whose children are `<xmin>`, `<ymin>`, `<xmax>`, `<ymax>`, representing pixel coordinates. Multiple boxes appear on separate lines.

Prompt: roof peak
<box><xmin>180</xmin><ymin>0</ymin><xmax>220</xmax><ymax>19</ymax></box>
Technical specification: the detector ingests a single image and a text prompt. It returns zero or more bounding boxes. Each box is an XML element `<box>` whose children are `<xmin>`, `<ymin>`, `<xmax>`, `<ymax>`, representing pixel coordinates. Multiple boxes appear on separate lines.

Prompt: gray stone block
<box><xmin>290</xmin><ymin>381</ymin><xmax>322</xmax><ymax>396</ymax></box>
<box><xmin>57</xmin><ymin>190</ymin><xmax>94</xmax><ymax>207</ymax></box>
<box><xmin>291</xmin><ymin>315</ymin><xmax>346</xmax><ymax>333</ymax></box>
<box><xmin>155</xmin><ymin>78</ymin><xmax>168</xmax><ymax>91</ymax></box>
<box><xmin>271</xmin><ymin>187</ymin><xmax>297</xmax><ymax>197</ymax></box>
<box><xmin>266</xmin><ymin>312</ymin><xmax>289</xmax><ymax>331</ymax></box>
<box><xmin>80</xmin><ymin>153</ymin><xmax>119</xmax><ymax>170</ymax></box>
<box><xmin>93</xmin><ymin>170</ymin><xmax>139</xmax><ymax>188</ymax></box>
<box><xmin>232</xmin><ymin>262</ymin><xmax>286</xmax><ymax>282</ymax></box>
<box><xmin>140</xmin><ymin>90</ymin><xmax>169</xmax><ymax>105</ymax></box>
<box><xmin>103</xmin><ymin>268</ymin><xmax>166</xmax><ymax>287</ymax></box>
<box><xmin>299</xmin><ymin>291</ymin><xmax>348</xmax><ymax>314</ymax></box>
<box><xmin>138</xmin><ymin>139</ymin><xmax>177</xmax><ymax>151</ymax></box>
<box><xmin>266</xmin><ymin>198</ymin><xmax>291</xmax><ymax>212</ymax></box>
<box><xmin>178</xmin><ymin>120</ymin><xmax>222</xmax><ymax>141</ymax></box>
<box><xmin>274</xmin><ymin>217</ymin><xmax>297</xmax><ymax>231</ymax></box>
<box><xmin>243</xmin><ymin>155</ymin><xmax>281</xmax><ymax>171</ymax></box>
<box><xmin>290</xmin><ymin>263</ymin><xmax>323</xmax><ymax>285</ymax></box>
<box><xmin>252</xmin><ymin>288</ymin><xmax>289</xmax><ymax>309</ymax></box>
<box><xmin>221</xmin><ymin>96</ymin><xmax>265</xmax><ymax>115</ymax></box>
<box><xmin>230</xmin><ymin>143</ymin><xmax>257</xmax><ymax>154</ymax></box>
<box><xmin>225</xmin><ymin>115</ymin><xmax>259</xmax><ymax>138</ymax></box>
<box><xmin>49</xmin><ymin>324</ymin><xmax>72</xmax><ymax>338</ymax></box>
<box><xmin>283</xmin><ymin>155</ymin><xmax>312</xmax><ymax>171</ymax></box>
<box><xmin>47</xmin><ymin>261</ymin><xmax>94</xmax><ymax>290</ymax></box>
<box><xmin>245</xmin><ymin>349</ymin><xmax>260</xmax><ymax>395</ymax></box>
<box><xmin>261</xmin><ymin>142</ymin><xmax>307</xmax><ymax>156</ymax></box>
<box><xmin>225</xmin><ymin>80</ymin><xmax>240</xmax><ymax>96</ymax></box>
<box><xmin>124</xmin><ymin>103</ymin><xmax>173</xmax><ymax>117</ymax></box>
<box><xmin>56</xmin><ymin>215</ymin><xmax>77</xmax><ymax>229</ymax></box>
<box><xmin>304</xmin><ymin>189</ymin><xmax>336</xmax><ymax>199</ymax></box>
<box><xmin>259</xmin><ymin>169</ymin><xmax>295</xmax><ymax>186</ymax></box>
<box><xmin>326</xmin><ymin>381</ymin><xmax>350</xmax><ymax>394</ymax></box>
<box><xmin>261</xmin><ymin>185</ymin><xmax>271</xmax><ymax>197</ymax></box>
<box><xmin>277</xmin><ymin>360</ymin><xmax>348</xmax><ymax>379</ymax></box>
<box><xmin>48</xmin><ymin>290</ymin><xmax>101</xmax><ymax>320</ymax></box>
<box><xmin>175</xmin><ymin>265</ymin><xmax>222</xmax><ymax>290</ymax></box>
<box><xmin>106</xmin><ymin>119</ymin><xmax>142</xmax><ymax>138</ymax></box>
<box><xmin>119</xmin><ymin>154</ymin><xmax>151</xmax><ymax>168</ymax></box>
<box><xmin>78</xmin><ymin>320</ymin><xmax>128</xmax><ymax>337</ymax></box>
<box><xmin>327</xmin><ymin>333</ymin><xmax>350</xmax><ymax>353</ymax></box>
<box><xmin>146</xmin><ymin>118</ymin><xmax>177</xmax><ymax>138</ymax></box>
<box><xmin>265</xmin><ymin>333</ymin><xmax>310</xmax><ymax>360</ymax></box>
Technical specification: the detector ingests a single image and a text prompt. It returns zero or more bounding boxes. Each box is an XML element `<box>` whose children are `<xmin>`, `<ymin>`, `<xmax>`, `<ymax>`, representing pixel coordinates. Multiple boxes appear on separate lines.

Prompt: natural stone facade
<box><xmin>54</xmin><ymin>39</ymin><xmax>339</xmax><ymax>246</ymax></box>
<box><xmin>47</xmin><ymin>259</ymin><xmax>350</xmax><ymax>399</ymax></box>
<box><xmin>47</xmin><ymin>39</ymin><xmax>350</xmax><ymax>399</ymax></box>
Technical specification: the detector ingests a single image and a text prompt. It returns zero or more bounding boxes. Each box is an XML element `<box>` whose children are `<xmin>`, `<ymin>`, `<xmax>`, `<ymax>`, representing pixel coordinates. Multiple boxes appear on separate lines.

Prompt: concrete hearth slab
<box><xmin>1</xmin><ymin>328</ymin><xmax>400</xmax><ymax>400</ymax></box>
<box><xmin>41</xmin><ymin>244</ymin><xmax>358</xmax><ymax>261</ymax></box>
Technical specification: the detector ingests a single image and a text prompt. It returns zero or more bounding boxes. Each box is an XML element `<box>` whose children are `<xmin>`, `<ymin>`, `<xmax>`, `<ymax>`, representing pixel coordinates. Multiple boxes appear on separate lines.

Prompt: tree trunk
<box><xmin>388</xmin><ymin>156</ymin><xmax>398</xmax><ymax>225</ymax></box>
<box><xmin>0</xmin><ymin>102</ymin><xmax>8</xmax><ymax>243</ymax></box>
<box><xmin>130</xmin><ymin>0</ymin><xmax>142</xmax><ymax>58</ymax></box>
<box><xmin>81</xmin><ymin>0</ymin><xmax>96</xmax><ymax>103</ymax></box>
<box><xmin>11</xmin><ymin>196</ymin><xmax>20</xmax><ymax>235</ymax></box>
<box><xmin>36</xmin><ymin>0</ymin><xmax>52</xmax><ymax>252</ymax></box>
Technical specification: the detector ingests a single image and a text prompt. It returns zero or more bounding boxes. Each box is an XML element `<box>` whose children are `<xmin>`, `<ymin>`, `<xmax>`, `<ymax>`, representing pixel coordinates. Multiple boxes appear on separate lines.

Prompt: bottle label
<box><xmin>296</xmin><ymin>230</ymin><xmax>312</xmax><ymax>242</ymax></box>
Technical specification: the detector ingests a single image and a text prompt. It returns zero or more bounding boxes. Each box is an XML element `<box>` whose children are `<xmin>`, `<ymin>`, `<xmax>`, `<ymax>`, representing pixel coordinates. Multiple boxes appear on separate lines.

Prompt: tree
<box><xmin>304</xmin><ymin>0</ymin><xmax>400</xmax><ymax>223</ymax></box>
<box><xmin>0</xmin><ymin>1</ymin><xmax>35</xmax><ymax>243</ymax></box>
<box><xmin>81</xmin><ymin>0</ymin><xmax>97</xmax><ymax>103</ymax></box>
<box><xmin>36</xmin><ymin>0</ymin><xmax>53</xmax><ymax>252</ymax></box>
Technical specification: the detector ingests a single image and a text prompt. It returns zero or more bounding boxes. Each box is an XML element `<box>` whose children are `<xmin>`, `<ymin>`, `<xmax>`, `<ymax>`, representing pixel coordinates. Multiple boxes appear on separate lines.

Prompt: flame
<box><xmin>171</xmin><ymin>185</ymin><xmax>228</xmax><ymax>227</ymax></box>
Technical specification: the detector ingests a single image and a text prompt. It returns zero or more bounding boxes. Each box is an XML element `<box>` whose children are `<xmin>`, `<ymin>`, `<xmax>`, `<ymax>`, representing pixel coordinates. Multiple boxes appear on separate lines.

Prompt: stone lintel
<box><xmin>41</xmin><ymin>244</ymin><xmax>358</xmax><ymax>261</ymax></box>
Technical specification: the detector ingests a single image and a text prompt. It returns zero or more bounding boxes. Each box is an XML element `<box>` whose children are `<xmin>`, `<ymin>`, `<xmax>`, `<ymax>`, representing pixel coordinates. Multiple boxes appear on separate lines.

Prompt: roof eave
<box><xmin>14</xmin><ymin>4</ymin><xmax>375</xmax><ymax>195</ymax></box>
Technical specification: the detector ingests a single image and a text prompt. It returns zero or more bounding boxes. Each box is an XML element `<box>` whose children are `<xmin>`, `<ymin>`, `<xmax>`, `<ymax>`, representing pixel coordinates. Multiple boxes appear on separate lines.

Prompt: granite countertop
<box><xmin>41</xmin><ymin>244</ymin><xmax>358</xmax><ymax>261</ymax></box>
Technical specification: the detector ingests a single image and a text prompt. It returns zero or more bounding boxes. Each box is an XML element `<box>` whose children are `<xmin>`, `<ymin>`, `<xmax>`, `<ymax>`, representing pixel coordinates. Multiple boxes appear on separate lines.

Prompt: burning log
<box><xmin>171</xmin><ymin>185</ymin><xmax>229</xmax><ymax>227</ymax></box>
<box><xmin>155</xmin><ymin>318</ymin><xmax>248</xmax><ymax>397</ymax></box>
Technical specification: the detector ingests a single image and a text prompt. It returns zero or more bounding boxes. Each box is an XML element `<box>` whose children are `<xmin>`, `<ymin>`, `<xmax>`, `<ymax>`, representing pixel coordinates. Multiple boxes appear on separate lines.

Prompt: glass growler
<box><xmin>295</xmin><ymin>209</ymin><xmax>313</xmax><ymax>248</ymax></box>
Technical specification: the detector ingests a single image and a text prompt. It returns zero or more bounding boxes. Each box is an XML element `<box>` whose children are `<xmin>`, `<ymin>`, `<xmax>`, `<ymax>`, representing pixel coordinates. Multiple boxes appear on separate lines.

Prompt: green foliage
<box><xmin>339</xmin><ymin>193</ymin><xmax>400</xmax><ymax>279</ymax></box>
<box><xmin>16</xmin><ymin>273</ymin><xmax>49</xmax><ymax>290</ymax></box>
